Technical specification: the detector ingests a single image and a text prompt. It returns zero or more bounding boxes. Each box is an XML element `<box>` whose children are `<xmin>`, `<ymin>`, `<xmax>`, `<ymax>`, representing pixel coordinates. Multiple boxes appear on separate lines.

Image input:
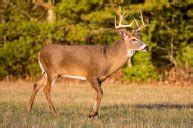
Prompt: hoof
<box><xmin>89</xmin><ymin>111</ymin><xmax>98</xmax><ymax>118</ymax></box>
<box><xmin>27</xmin><ymin>106</ymin><xmax>31</xmax><ymax>113</ymax></box>
<box><xmin>50</xmin><ymin>112</ymin><xmax>58</xmax><ymax>117</ymax></box>
<box><xmin>51</xmin><ymin>111</ymin><xmax>58</xmax><ymax>116</ymax></box>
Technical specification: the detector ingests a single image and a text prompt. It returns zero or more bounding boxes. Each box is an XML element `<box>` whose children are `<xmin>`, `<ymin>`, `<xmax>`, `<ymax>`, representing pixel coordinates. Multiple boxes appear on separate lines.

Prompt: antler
<box><xmin>114</xmin><ymin>11</ymin><xmax>134</xmax><ymax>29</ymax></box>
<box><xmin>134</xmin><ymin>11</ymin><xmax>149</xmax><ymax>32</ymax></box>
<box><xmin>114</xmin><ymin>11</ymin><xmax>149</xmax><ymax>32</ymax></box>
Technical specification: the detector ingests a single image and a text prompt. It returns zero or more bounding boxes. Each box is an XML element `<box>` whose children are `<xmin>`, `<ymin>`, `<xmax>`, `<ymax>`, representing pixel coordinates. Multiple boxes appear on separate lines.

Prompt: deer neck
<box><xmin>107</xmin><ymin>39</ymin><xmax>129</xmax><ymax>66</ymax></box>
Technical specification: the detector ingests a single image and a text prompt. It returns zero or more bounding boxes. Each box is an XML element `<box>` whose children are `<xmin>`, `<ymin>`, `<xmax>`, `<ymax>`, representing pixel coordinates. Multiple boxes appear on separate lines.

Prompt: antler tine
<box><xmin>135</xmin><ymin>11</ymin><xmax>149</xmax><ymax>32</ymax></box>
<box><xmin>133</xmin><ymin>17</ymin><xmax>139</xmax><ymax>28</ymax></box>
<box><xmin>120</xmin><ymin>11</ymin><xmax>126</xmax><ymax>22</ymax></box>
<box><xmin>115</xmin><ymin>11</ymin><xmax>134</xmax><ymax>29</ymax></box>
<box><xmin>140</xmin><ymin>11</ymin><xmax>145</xmax><ymax>26</ymax></box>
<box><xmin>115</xmin><ymin>11</ymin><xmax>125</xmax><ymax>29</ymax></box>
<box><xmin>114</xmin><ymin>17</ymin><xmax>117</xmax><ymax>28</ymax></box>
<box><xmin>115</xmin><ymin>11</ymin><xmax>127</xmax><ymax>29</ymax></box>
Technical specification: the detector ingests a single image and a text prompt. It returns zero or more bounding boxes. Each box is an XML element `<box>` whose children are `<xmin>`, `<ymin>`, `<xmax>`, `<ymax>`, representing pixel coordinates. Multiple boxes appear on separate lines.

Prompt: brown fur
<box><xmin>39</xmin><ymin>39</ymin><xmax>128</xmax><ymax>81</ymax></box>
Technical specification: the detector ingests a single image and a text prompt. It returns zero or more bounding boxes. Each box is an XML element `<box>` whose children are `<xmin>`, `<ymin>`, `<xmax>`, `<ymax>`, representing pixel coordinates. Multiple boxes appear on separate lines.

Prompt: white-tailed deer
<box><xmin>28</xmin><ymin>11</ymin><xmax>149</xmax><ymax>118</ymax></box>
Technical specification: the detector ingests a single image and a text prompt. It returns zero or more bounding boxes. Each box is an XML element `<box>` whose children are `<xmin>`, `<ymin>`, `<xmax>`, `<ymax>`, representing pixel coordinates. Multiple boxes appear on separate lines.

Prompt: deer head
<box><xmin>115</xmin><ymin>11</ymin><xmax>149</xmax><ymax>55</ymax></box>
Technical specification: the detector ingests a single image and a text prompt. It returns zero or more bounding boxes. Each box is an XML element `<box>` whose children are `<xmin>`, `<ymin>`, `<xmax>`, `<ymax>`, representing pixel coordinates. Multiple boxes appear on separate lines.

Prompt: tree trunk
<box><xmin>33</xmin><ymin>0</ymin><xmax>56</xmax><ymax>22</ymax></box>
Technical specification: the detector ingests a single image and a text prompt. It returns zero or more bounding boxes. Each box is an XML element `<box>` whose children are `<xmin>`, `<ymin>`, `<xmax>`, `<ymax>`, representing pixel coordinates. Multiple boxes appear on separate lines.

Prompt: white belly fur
<box><xmin>61</xmin><ymin>75</ymin><xmax>86</xmax><ymax>80</ymax></box>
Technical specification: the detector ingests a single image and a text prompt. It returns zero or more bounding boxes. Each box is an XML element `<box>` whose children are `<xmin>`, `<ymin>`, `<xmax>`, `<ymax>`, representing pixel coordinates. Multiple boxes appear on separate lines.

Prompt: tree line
<box><xmin>0</xmin><ymin>0</ymin><xmax>193</xmax><ymax>82</ymax></box>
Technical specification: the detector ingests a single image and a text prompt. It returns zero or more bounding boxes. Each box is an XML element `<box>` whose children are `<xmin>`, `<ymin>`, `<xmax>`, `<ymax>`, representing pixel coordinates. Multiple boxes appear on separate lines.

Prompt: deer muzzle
<box><xmin>140</xmin><ymin>44</ymin><xmax>149</xmax><ymax>52</ymax></box>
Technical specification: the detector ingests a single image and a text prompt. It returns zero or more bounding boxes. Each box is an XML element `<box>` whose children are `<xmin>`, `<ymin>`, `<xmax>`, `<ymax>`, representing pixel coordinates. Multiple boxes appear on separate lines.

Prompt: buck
<box><xmin>28</xmin><ymin>11</ymin><xmax>149</xmax><ymax>118</ymax></box>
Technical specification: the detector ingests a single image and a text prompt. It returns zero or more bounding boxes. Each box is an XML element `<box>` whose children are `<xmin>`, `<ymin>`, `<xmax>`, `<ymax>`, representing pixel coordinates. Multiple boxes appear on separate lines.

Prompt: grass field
<box><xmin>0</xmin><ymin>81</ymin><xmax>193</xmax><ymax>127</ymax></box>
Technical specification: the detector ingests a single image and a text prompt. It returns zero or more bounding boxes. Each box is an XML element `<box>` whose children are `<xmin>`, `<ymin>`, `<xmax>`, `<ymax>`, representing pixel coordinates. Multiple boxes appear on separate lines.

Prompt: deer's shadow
<box><xmin>101</xmin><ymin>103</ymin><xmax>193</xmax><ymax>110</ymax></box>
<box><xmin>98</xmin><ymin>103</ymin><xmax>193</xmax><ymax>118</ymax></box>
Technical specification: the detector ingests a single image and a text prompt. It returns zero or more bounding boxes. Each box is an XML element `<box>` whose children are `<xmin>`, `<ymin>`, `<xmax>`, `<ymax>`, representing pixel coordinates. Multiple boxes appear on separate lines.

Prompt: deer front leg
<box><xmin>87</xmin><ymin>77</ymin><xmax>103</xmax><ymax>118</ymax></box>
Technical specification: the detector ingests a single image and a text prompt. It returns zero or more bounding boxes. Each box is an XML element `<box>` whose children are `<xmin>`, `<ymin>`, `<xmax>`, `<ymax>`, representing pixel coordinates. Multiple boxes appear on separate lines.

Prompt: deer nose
<box><xmin>144</xmin><ymin>45</ymin><xmax>149</xmax><ymax>51</ymax></box>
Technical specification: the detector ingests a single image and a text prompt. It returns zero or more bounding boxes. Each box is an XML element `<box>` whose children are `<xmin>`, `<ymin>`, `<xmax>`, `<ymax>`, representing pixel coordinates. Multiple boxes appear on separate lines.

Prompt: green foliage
<box><xmin>146</xmin><ymin>3</ymin><xmax>193</xmax><ymax>73</ymax></box>
<box><xmin>176</xmin><ymin>46</ymin><xmax>193</xmax><ymax>67</ymax></box>
<box><xmin>123</xmin><ymin>52</ymin><xmax>159</xmax><ymax>81</ymax></box>
<box><xmin>1</xmin><ymin>0</ymin><xmax>193</xmax><ymax>81</ymax></box>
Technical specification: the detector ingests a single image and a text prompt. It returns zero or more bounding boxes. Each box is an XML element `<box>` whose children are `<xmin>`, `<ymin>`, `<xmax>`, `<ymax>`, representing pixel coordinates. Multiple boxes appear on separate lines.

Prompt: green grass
<box><xmin>0</xmin><ymin>81</ymin><xmax>193</xmax><ymax>127</ymax></box>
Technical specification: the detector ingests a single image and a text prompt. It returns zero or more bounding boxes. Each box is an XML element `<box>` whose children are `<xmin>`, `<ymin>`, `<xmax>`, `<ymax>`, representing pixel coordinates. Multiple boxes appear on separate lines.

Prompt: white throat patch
<box><xmin>128</xmin><ymin>50</ymin><xmax>135</xmax><ymax>57</ymax></box>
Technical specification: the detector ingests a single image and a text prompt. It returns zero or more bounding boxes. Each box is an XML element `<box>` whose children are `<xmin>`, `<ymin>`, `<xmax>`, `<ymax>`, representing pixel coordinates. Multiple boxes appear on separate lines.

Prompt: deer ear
<box><xmin>118</xmin><ymin>29</ymin><xmax>128</xmax><ymax>41</ymax></box>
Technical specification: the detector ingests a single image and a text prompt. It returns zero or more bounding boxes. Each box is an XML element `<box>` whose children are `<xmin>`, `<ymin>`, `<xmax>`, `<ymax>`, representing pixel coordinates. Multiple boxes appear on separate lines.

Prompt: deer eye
<box><xmin>132</xmin><ymin>38</ymin><xmax>137</xmax><ymax>41</ymax></box>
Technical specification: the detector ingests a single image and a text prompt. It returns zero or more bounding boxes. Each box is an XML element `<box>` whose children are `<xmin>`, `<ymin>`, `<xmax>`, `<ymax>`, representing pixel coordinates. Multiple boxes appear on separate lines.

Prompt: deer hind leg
<box><xmin>87</xmin><ymin>77</ymin><xmax>103</xmax><ymax>118</ymax></box>
<box><xmin>28</xmin><ymin>73</ymin><xmax>47</xmax><ymax>112</ymax></box>
<box><xmin>43</xmin><ymin>73</ymin><xmax>58</xmax><ymax>115</ymax></box>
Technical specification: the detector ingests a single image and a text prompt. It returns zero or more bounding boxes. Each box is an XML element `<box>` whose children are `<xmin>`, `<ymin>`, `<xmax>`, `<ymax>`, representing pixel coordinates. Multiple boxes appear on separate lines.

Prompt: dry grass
<box><xmin>0</xmin><ymin>80</ymin><xmax>193</xmax><ymax>127</ymax></box>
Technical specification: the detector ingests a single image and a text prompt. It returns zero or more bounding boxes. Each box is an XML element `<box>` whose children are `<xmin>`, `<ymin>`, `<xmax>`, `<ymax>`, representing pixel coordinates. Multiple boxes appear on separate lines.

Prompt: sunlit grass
<box><xmin>0</xmin><ymin>81</ymin><xmax>193</xmax><ymax>127</ymax></box>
